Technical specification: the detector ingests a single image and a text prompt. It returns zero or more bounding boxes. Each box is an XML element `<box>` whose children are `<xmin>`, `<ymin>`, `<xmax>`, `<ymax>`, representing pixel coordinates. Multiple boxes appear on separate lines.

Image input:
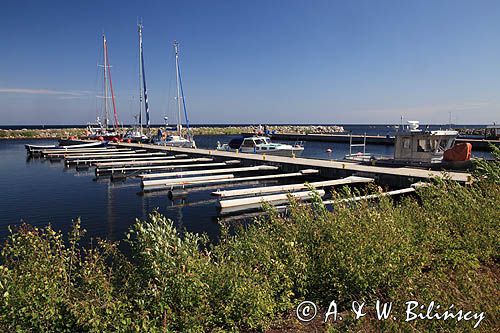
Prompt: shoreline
<box><xmin>1</xmin><ymin>125</ymin><xmax>495</xmax><ymax>140</ymax></box>
<box><xmin>0</xmin><ymin>125</ymin><xmax>345</xmax><ymax>140</ymax></box>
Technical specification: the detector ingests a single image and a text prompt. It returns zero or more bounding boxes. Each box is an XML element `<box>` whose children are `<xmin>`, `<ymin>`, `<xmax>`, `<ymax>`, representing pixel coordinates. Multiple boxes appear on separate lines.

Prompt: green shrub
<box><xmin>0</xmin><ymin>158</ymin><xmax>498</xmax><ymax>332</ymax></box>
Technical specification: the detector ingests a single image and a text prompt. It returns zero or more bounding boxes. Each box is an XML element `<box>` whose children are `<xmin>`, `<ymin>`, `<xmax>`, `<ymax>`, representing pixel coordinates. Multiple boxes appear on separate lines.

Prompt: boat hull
<box><xmin>217</xmin><ymin>147</ymin><xmax>304</xmax><ymax>157</ymax></box>
<box><xmin>25</xmin><ymin>141</ymin><xmax>106</xmax><ymax>155</ymax></box>
<box><xmin>156</xmin><ymin>141</ymin><xmax>196</xmax><ymax>148</ymax></box>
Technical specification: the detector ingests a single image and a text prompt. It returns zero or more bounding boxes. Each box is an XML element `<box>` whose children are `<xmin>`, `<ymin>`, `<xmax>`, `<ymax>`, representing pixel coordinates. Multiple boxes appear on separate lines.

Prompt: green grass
<box><xmin>0</xmin><ymin>149</ymin><xmax>498</xmax><ymax>332</ymax></box>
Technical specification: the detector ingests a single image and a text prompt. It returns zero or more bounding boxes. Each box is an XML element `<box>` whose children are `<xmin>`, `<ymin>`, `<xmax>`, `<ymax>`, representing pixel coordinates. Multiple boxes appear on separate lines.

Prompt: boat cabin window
<box><xmin>403</xmin><ymin>138</ymin><xmax>410</xmax><ymax>149</ymax></box>
<box><xmin>439</xmin><ymin>139</ymin><xmax>448</xmax><ymax>151</ymax></box>
<box><xmin>417</xmin><ymin>139</ymin><xmax>433</xmax><ymax>152</ymax></box>
<box><xmin>254</xmin><ymin>139</ymin><xmax>266</xmax><ymax>145</ymax></box>
<box><xmin>241</xmin><ymin>139</ymin><xmax>255</xmax><ymax>148</ymax></box>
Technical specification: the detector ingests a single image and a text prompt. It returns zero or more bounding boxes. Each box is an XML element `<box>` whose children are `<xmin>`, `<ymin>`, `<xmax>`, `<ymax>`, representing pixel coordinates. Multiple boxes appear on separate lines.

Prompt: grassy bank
<box><xmin>0</xmin><ymin>125</ymin><xmax>345</xmax><ymax>139</ymax></box>
<box><xmin>0</xmin><ymin>128</ymin><xmax>86</xmax><ymax>139</ymax></box>
<box><xmin>0</xmin><ymin>150</ymin><xmax>498</xmax><ymax>332</ymax></box>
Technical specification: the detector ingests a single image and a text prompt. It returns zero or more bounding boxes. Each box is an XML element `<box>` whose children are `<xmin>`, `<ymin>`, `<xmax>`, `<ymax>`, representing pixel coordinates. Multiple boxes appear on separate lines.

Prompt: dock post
<box><xmin>363</xmin><ymin>132</ymin><xmax>367</xmax><ymax>155</ymax></box>
<box><xmin>349</xmin><ymin>133</ymin><xmax>352</xmax><ymax>156</ymax></box>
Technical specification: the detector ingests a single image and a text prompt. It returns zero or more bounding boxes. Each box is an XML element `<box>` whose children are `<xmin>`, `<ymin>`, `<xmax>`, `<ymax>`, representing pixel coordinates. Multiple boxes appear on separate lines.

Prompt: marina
<box><xmin>1</xmin><ymin>135</ymin><xmax>475</xmax><ymax>243</ymax></box>
<box><xmin>0</xmin><ymin>133</ymin><xmax>475</xmax><ymax>243</ymax></box>
<box><xmin>1</xmin><ymin>1</ymin><xmax>499</xmax><ymax>330</ymax></box>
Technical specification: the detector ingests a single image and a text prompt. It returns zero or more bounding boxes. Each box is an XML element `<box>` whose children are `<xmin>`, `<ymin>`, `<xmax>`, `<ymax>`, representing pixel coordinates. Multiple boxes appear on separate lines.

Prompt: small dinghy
<box><xmin>25</xmin><ymin>141</ymin><xmax>105</xmax><ymax>154</ymax></box>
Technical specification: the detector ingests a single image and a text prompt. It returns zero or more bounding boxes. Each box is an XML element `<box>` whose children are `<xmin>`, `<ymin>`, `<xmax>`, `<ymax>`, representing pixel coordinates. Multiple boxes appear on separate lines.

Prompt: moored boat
<box><xmin>25</xmin><ymin>141</ymin><xmax>105</xmax><ymax>154</ymax></box>
<box><xmin>124</xmin><ymin>22</ymin><xmax>151</xmax><ymax>143</ymax></box>
<box><xmin>86</xmin><ymin>33</ymin><xmax>122</xmax><ymax>141</ymax></box>
<box><xmin>345</xmin><ymin>121</ymin><xmax>472</xmax><ymax>169</ymax></box>
<box><xmin>217</xmin><ymin>136</ymin><xmax>304</xmax><ymax>157</ymax></box>
<box><xmin>153</xmin><ymin>41</ymin><xmax>196</xmax><ymax>148</ymax></box>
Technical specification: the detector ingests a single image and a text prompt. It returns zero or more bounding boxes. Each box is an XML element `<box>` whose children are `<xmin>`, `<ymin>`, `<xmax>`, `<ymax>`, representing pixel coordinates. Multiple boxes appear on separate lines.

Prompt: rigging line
<box><xmin>165</xmin><ymin>45</ymin><xmax>175</xmax><ymax>125</ymax></box>
<box><xmin>174</xmin><ymin>43</ymin><xmax>190</xmax><ymax>132</ymax></box>
<box><xmin>104</xmin><ymin>40</ymin><xmax>120</xmax><ymax>130</ymax></box>
<box><xmin>140</xmin><ymin>32</ymin><xmax>150</xmax><ymax>128</ymax></box>
<box><xmin>94</xmin><ymin>40</ymin><xmax>101</xmax><ymax>121</ymax></box>
<box><xmin>138</xmin><ymin>28</ymin><xmax>143</xmax><ymax>130</ymax></box>
<box><xmin>177</xmin><ymin>64</ymin><xmax>191</xmax><ymax>132</ymax></box>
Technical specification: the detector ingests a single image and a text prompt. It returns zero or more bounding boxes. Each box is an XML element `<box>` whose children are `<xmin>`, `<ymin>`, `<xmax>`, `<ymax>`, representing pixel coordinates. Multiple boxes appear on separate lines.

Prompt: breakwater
<box><xmin>0</xmin><ymin>125</ymin><xmax>344</xmax><ymax>139</ymax></box>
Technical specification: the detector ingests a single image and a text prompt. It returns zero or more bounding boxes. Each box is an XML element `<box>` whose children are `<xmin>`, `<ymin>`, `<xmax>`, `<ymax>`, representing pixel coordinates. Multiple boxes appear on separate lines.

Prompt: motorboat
<box><xmin>345</xmin><ymin>121</ymin><xmax>472</xmax><ymax>169</ymax></box>
<box><xmin>217</xmin><ymin>136</ymin><xmax>304</xmax><ymax>157</ymax></box>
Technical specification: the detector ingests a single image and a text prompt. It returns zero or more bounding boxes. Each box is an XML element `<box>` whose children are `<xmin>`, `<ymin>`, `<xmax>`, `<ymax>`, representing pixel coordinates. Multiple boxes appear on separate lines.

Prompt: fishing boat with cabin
<box><xmin>345</xmin><ymin>121</ymin><xmax>472</xmax><ymax>169</ymax></box>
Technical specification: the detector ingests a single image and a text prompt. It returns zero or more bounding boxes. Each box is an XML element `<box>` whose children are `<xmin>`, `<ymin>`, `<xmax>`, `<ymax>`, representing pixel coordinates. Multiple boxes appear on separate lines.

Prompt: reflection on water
<box><xmin>0</xmin><ymin>139</ymin><xmax>223</xmax><ymax>242</ymax></box>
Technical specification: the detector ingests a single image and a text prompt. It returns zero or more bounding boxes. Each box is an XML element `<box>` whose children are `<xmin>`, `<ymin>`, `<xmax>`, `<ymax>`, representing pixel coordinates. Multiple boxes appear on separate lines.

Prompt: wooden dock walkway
<box><xmin>113</xmin><ymin>142</ymin><xmax>472</xmax><ymax>186</ymax></box>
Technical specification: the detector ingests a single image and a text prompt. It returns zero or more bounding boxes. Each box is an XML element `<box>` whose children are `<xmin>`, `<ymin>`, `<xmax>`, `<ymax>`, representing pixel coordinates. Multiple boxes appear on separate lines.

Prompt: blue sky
<box><xmin>1</xmin><ymin>0</ymin><xmax>499</xmax><ymax>125</ymax></box>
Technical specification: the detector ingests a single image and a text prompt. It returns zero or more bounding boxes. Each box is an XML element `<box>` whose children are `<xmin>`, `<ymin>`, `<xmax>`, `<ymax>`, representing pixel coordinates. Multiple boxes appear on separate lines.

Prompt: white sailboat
<box><xmin>87</xmin><ymin>33</ymin><xmax>121</xmax><ymax>141</ymax></box>
<box><xmin>124</xmin><ymin>22</ymin><xmax>150</xmax><ymax>142</ymax></box>
<box><xmin>154</xmin><ymin>41</ymin><xmax>196</xmax><ymax>148</ymax></box>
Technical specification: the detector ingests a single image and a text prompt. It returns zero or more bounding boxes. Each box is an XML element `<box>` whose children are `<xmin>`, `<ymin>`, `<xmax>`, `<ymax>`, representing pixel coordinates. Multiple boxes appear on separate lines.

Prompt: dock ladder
<box><xmin>348</xmin><ymin>132</ymin><xmax>367</xmax><ymax>156</ymax></box>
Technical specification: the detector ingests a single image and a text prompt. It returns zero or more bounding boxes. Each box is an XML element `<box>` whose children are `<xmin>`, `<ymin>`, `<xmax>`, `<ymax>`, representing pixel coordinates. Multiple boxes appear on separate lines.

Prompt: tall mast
<box><xmin>141</xmin><ymin>23</ymin><xmax>149</xmax><ymax>129</ymax></box>
<box><xmin>174</xmin><ymin>41</ymin><xmax>182</xmax><ymax>136</ymax></box>
<box><xmin>138</xmin><ymin>24</ymin><xmax>144</xmax><ymax>133</ymax></box>
<box><xmin>103</xmin><ymin>34</ymin><xmax>109</xmax><ymax>129</ymax></box>
<box><xmin>105</xmin><ymin>38</ymin><xmax>119</xmax><ymax>130</ymax></box>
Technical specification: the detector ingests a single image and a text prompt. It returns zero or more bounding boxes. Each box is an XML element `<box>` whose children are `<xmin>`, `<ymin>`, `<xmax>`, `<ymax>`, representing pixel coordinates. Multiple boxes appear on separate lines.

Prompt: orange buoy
<box><xmin>98</xmin><ymin>136</ymin><xmax>104</xmax><ymax>141</ymax></box>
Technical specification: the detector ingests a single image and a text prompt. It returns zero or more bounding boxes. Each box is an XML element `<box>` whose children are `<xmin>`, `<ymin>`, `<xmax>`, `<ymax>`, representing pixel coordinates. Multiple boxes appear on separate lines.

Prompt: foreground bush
<box><xmin>0</xmin><ymin>153</ymin><xmax>498</xmax><ymax>332</ymax></box>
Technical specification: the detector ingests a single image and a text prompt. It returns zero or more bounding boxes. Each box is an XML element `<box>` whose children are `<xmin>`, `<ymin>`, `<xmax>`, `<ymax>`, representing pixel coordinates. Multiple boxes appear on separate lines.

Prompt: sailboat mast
<box><xmin>138</xmin><ymin>24</ymin><xmax>144</xmax><ymax>133</ymax></box>
<box><xmin>103</xmin><ymin>34</ymin><xmax>109</xmax><ymax>129</ymax></box>
<box><xmin>174</xmin><ymin>41</ymin><xmax>182</xmax><ymax>136</ymax></box>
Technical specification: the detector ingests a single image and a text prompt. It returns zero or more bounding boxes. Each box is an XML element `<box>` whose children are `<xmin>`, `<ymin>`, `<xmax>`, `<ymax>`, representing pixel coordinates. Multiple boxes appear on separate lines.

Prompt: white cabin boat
<box><xmin>217</xmin><ymin>136</ymin><xmax>304</xmax><ymax>157</ymax></box>
<box><xmin>392</xmin><ymin>121</ymin><xmax>457</xmax><ymax>164</ymax></box>
<box><xmin>345</xmin><ymin>121</ymin><xmax>470</xmax><ymax>168</ymax></box>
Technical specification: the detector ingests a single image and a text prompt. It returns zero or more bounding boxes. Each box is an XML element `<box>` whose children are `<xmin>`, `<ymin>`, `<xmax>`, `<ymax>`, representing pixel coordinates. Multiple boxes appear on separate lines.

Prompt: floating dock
<box><xmin>113</xmin><ymin>142</ymin><xmax>471</xmax><ymax>186</ymax></box>
<box><xmin>27</xmin><ymin>139</ymin><xmax>474</xmax><ymax>217</ymax></box>
<box><xmin>269</xmin><ymin>133</ymin><xmax>499</xmax><ymax>151</ymax></box>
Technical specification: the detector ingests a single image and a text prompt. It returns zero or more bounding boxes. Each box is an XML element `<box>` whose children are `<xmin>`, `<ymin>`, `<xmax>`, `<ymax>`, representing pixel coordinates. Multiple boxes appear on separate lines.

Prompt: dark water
<box><xmin>0</xmin><ymin>133</ymin><xmax>490</xmax><ymax>243</ymax></box>
<box><xmin>0</xmin><ymin>138</ymin><xmax>223</xmax><ymax>242</ymax></box>
<box><xmin>0</xmin><ymin>136</ymin><xmax>326</xmax><ymax>243</ymax></box>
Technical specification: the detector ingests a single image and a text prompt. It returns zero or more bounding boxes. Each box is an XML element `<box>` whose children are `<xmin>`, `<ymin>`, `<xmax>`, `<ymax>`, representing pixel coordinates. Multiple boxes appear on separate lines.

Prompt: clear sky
<box><xmin>1</xmin><ymin>0</ymin><xmax>500</xmax><ymax>125</ymax></box>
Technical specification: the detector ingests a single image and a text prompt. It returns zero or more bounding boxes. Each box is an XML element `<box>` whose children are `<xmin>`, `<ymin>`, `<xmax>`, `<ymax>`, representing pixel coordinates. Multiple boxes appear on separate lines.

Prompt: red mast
<box><xmin>103</xmin><ymin>37</ymin><xmax>120</xmax><ymax>130</ymax></box>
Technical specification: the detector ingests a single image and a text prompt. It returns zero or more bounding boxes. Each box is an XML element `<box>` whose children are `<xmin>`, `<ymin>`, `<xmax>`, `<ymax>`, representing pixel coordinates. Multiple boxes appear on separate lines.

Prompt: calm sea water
<box><xmin>0</xmin><ymin>133</ymin><xmax>489</xmax><ymax>243</ymax></box>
